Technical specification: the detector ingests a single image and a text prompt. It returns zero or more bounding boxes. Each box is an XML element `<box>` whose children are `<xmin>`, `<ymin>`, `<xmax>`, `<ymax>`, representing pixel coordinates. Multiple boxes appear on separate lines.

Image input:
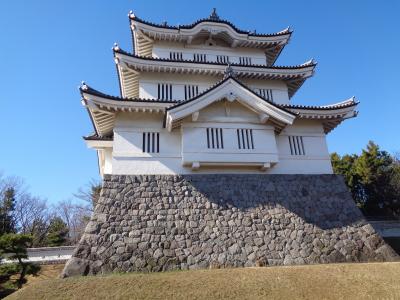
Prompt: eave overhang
<box><xmin>84</xmin><ymin>138</ymin><xmax>114</xmax><ymax>149</ymax></box>
<box><xmin>83</xmin><ymin>134</ymin><xmax>113</xmax><ymax>141</ymax></box>
<box><xmin>129</xmin><ymin>12</ymin><xmax>292</xmax><ymax>65</ymax></box>
<box><xmin>284</xmin><ymin>98</ymin><xmax>359</xmax><ymax>133</ymax></box>
<box><xmin>80</xmin><ymin>83</ymin><xmax>358</xmax><ymax>136</ymax></box>
<box><xmin>80</xmin><ymin>84</ymin><xmax>170</xmax><ymax>137</ymax></box>
<box><xmin>114</xmin><ymin>48</ymin><xmax>316</xmax><ymax>99</ymax></box>
<box><xmin>165</xmin><ymin>76</ymin><xmax>297</xmax><ymax>133</ymax></box>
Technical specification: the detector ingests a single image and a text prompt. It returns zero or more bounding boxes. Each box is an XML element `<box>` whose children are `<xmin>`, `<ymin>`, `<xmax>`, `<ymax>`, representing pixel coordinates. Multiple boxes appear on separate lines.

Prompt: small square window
<box><xmin>142</xmin><ymin>132</ymin><xmax>160</xmax><ymax>153</ymax></box>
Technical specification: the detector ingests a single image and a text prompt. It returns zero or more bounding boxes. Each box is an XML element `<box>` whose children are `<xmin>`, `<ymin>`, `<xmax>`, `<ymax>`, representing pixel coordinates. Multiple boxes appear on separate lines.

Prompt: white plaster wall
<box><xmin>139</xmin><ymin>73</ymin><xmax>215</xmax><ymax>100</ymax></box>
<box><xmin>152</xmin><ymin>41</ymin><xmax>267</xmax><ymax>65</ymax></box>
<box><xmin>181</xmin><ymin>122</ymin><xmax>279</xmax><ymax>166</ymax></box>
<box><xmin>97</xmin><ymin>148</ymin><xmax>113</xmax><ymax>177</ymax></box>
<box><xmin>198</xmin><ymin>100</ymin><xmax>259</xmax><ymax>122</ymax></box>
<box><xmin>274</xmin><ymin>119</ymin><xmax>333</xmax><ymax>174</ymax></box>
<box><xmin>108</xmin><ymin>111</ymin><xmax>333</xmax><ymax>175</ymax></box>
<box><xmin>138</xmin><ymin>73</ymin><xmax>290</xmax><ymax>104</ymax></box>
<box><xmin>112</xmin><ymin>112</ymin><xmax>182</xmax><ymax>174</ymax></box>
<box><xmin>242</xmin><ymin>78</ymin><xmax>289</xmax><ymax>105</ymax></box>
<box><xmin>4</xmin><ymin>246</ymin><xmax>75</xmax><ymax>264</ymax></box>
<box><xmin>103</xmin><ymin>148</ymin><xmax>113</xmax><ymax>174</ymax></box>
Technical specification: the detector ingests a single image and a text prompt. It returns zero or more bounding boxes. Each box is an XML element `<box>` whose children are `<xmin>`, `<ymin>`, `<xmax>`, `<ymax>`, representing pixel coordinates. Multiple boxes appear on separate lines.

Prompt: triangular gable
<box><xmin>165</xmin><ymin>77</ymin><xmax>296</xmax><ymax>132</ymax></box>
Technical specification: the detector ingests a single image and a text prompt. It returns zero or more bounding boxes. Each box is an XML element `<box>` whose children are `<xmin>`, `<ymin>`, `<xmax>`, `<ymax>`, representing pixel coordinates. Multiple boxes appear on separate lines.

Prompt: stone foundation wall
<box><xmin>62</xmin><ymin>174</ymin><xmax>398</xmax><ymax>277</ymax></box>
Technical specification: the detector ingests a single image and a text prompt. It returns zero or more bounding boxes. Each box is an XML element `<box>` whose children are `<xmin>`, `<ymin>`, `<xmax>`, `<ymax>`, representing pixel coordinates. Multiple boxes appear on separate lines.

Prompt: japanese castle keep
<box><xmin>62</xmin><ymin>10</ymin><xmax>398</xmax><ymax>276</ymax></box>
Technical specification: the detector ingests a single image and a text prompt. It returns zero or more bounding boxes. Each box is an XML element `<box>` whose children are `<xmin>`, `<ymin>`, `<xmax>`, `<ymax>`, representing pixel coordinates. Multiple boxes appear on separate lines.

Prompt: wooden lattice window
<box><xmin>239</xmin><ymin>56</ymin><xmax>252</xmax><ymax>65</ymax></box>
<box><xmin>169</xmin><ymin>52</ymin><xmax>183</xmax><ymax>60</ymax></box>
<box><xmin>217</xmin><ymin>55</ymin><xmax>230</xmax><ymax>63</ymax></box>
<box><xmin>157</xmin><ymin>83</ymin><xmax>173</xmax><ymax>100</ymax></box>
<box><xmin>142</xmin><ymin>132</ymin><xmax>160</xmax><ymax>153</ymax></box>
<box><xmin>206</xmin><ymin>128</ymin><xmax>224</xmax><ymax>149</ymax></box>
<box><xmin>256</xmin><ymin>89</ymin><xmax>274</xmax><ymax>102</ymax></box>
<box><xmin>193</xmin><ymin>53</ymin><xmax>207</xmax><ymax>62</ymax></box>
<box><xmin>288</xmin><ymin>136</ymin><xmax>305</xmax><ymax>155</ymax></box>
<box><xmin>237</xmin><ymin>129</ymin><xmax>254</xmax><ymax>149</ymax></box>
<box><xmin>184</xmin><ymin>85</ymin><xmax>200</xmax><ymax>100</ymax></box>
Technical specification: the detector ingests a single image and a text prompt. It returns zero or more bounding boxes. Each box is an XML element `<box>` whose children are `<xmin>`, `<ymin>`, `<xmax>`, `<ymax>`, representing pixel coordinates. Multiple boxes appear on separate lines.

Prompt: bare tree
<box><xmin>14</xmin><ymin>194</ymin><xmax>50</xmax><ymax>247</ymax></box>
<box><xmin>57</xmin><ymin>199</ymin><xmax>91</xmax><ymax>244</ymax></box>
<box><xmin>0</xmin><ymin>172</ymin><xmax>52</xmax><ymax>246</ymax></box>
<box><xmin>0</xmin><ymin>172</ymin><xmax>27</xmax><ymax>200</ymax></box>
<box><xmin>0</xmin><ymin>172</ymin><xmax>100</xmax><ymax>246</ymax></box>
<box><xmin>60</xmin><ymin>179</ymin><xmax>102</xmax><ymax>243</ymax></box>
<box><xmin>73</xmin><ymin>179</ymin><xmax>102</xmax><ymax>210</ymax></box>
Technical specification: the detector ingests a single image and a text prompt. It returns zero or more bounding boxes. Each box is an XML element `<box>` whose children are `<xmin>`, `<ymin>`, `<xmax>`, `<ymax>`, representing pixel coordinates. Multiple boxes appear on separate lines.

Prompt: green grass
<box><xmin>6</xmin><ymin>262</ymin><xmax>400</xmax><ymax>300</ymax></box>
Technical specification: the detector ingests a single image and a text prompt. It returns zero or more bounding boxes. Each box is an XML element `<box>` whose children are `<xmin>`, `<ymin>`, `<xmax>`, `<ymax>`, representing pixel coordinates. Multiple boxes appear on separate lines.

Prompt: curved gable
<box><xmin>165</xmin><ymin>77</ymin><xmax>296</xmax><ymax>132</ymax></box>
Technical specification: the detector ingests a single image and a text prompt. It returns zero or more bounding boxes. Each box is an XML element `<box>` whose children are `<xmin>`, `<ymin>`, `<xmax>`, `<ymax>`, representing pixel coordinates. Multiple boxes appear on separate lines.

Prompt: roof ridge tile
<box><xmin>129</xmin><ymin>13</ymin><xmax>292</xmax><ymax>38</ymax></box>
<box><xmin>80</xmin><ymin>82</ymin><xmax>358</xmax><ymax>112</ymax></box>
<box><xmin>114</xmin><ymin>48</ymin><xmax>316</xmax><ymax>70</ymax></box>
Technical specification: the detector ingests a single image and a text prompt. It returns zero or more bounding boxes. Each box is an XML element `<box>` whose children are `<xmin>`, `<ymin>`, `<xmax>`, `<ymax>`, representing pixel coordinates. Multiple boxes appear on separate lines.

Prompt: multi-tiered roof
<box><xmin>130</xmin><ymin>8</ymin><xmax>292</xmax><ymax>65</ymax></box>
<box><xmin>81</xmin><ymin>9</ymin><xmax>358</xmax><ymax>139</ymax></box>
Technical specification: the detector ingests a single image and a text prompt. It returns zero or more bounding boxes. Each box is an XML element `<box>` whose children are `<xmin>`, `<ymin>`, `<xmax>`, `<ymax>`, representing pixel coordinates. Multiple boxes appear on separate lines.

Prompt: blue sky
<box><xmin>0</xmin><ymin>0</ymin><xmax>399</xmax><ymax>203</ymax></box>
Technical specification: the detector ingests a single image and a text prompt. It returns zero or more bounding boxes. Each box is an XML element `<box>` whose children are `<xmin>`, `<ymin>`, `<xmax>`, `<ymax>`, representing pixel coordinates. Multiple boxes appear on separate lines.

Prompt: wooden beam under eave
<box><xmin>192</xmin><ymin>111</ymin><xmax>199</xmax><ymax>122</ymax></box>
<box><xmin>259</xmin><ymin>113</ymin><xmax>269</xmax><ymax>123</ymax></box>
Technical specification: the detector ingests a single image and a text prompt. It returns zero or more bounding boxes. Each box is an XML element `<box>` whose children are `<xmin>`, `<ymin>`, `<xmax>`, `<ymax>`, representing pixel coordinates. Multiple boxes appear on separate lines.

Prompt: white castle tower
<box><xmin>62</xmin><ymin>10</ymin><xmax>399</xmax><ymax>277</ymax></box>
<box><xmin>80</xmin><ymin>9</ymin><xmax>358</xmax><ymax>176</ymax></box>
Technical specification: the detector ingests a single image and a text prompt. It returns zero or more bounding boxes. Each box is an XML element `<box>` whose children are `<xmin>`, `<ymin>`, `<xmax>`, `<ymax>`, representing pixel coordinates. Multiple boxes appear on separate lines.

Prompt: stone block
<box><xmin>62</xmin><ymin>174</ymin><xmax>399</xmax><ymax>277</ymax></box>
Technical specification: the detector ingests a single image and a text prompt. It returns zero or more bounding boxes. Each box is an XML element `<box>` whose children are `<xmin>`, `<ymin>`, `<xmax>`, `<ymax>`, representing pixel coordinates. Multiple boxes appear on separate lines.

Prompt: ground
<box><xmin>0</xmin><ymin>264</ymin><xmax>65</xmax><ymax>298</ymax></box>
<box><xmin>23</xmin><ymin>264</ymin><xmax>65</xmax><ymax>286</ymax></box>
<box><xmin>5</xmin><ymin>262</ymin><xmax>400</xmax><ymax>300</ymax></box>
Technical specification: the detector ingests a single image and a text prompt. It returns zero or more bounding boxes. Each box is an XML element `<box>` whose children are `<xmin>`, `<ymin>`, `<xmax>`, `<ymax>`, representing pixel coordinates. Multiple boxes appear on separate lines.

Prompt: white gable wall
<box><xmin>197</xmin><ymin>101</ymin><xmax>259</xmax><ymax>122</ymax></box>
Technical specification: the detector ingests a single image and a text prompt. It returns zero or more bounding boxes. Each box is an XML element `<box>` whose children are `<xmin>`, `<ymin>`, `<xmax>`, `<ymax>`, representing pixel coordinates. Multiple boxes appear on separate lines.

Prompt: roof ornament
<box><xmin>128</xmin><ymin>10</ymin><xmax>135</xmax><ymax>18</ymax></box>
<box><xmin>112</xmin><ymin>42</ymin><xmax>120</xmax><ymax>51</ymax></box>
<box><xmin>80</xmin><ymin>81</ymin><xmax>88</xmax><ymax>91</ymax></box>
<box><xmin>224</xmin><ymin>63</ymin><xmax>236</xmax><ymax>79</ymax></box>
<box><xmin>226</xmin><ymin>92</ymin><xmax>237</xmax><ymax>102</ymax></box>
<box><xmin>278</xmin><ymin>26</ymin><xmax>291</xmax><ymax>34</ymax></box>
<box><xmin>162</xmin><ymin>21</ymin><xmax>168</xmax><ymax>26</ymax></box>
<box><xmin>302</xmin><ymin>58</ymin><xmax>316</xmax><ymax>66</ymax></box>
<box><xmin>209</xmin><ymin>8</ymin><xmax>220</xmax><ymax>21</ymax></box>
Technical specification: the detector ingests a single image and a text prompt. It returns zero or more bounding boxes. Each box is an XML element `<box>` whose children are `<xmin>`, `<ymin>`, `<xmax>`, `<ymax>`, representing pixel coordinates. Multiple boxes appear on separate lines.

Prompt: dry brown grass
<box><xmin>24</xmin><ymin>264</ymin><xmax>65</xmax><ymax>286</ymax></box>
<box><xmin>6</xmin><ymin>262</ymin><xmax>400</xmax><ymax>300</ymax></box>
<box><xmin>0</xmin><ymin>264</ymin><xmax>65</xmax><ymax>298</ymax></box>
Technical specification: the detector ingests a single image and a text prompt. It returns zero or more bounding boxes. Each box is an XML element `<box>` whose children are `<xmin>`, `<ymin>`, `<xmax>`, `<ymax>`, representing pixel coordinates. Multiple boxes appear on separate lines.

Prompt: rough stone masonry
<box><xmin>62</xmin><ymin>174</ymin><xmax>398</xmax><ymax>277</ymax></box>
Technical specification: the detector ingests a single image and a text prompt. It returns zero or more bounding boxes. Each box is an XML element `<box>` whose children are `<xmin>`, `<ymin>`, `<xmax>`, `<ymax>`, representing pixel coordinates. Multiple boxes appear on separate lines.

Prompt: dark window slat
<box><xmin>237</xmin><ymin>129</ymin><xmax>241</xmax><ymax>149</ymax></box>
<box><xmin>250</xmin><ymin>130</ymin><xmax>254</xmax><ymax>149</ymax></box>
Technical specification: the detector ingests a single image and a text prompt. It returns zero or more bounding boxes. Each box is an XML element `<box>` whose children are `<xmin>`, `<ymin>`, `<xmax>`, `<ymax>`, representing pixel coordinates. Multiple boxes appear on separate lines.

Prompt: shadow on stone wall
<box><xmin>61</xmin><ymin>174</ymin><xmax>399</xmax><ymax>277</ymax></box>
<box><xmin>183</xmin><ymin>174</ymin><xmax>363</xmax><ymax>230</ymax></box>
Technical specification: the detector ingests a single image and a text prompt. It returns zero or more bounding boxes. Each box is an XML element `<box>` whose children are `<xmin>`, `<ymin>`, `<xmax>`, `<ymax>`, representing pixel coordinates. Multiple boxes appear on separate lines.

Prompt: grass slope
<box><xmin>0</xmin><ymin>264</ymin><xmax>65</xmax><ymax>298</ymax></box>
<box><xmin>24</xmin><ymin>264</ymin><xmax>65</xmax><ymax>286</ymax></box>
<box><xmin>7</xmin><ymin>262</ymin><xmax>400</xmax><ymax>300</ymax></box>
